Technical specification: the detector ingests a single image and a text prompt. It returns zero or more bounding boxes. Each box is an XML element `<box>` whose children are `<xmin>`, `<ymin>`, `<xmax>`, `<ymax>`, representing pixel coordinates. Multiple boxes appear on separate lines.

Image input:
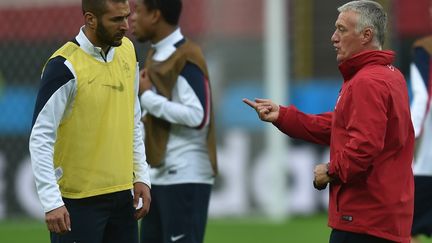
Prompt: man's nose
<box><xmin>121</xmin><ymin>18</ymin><xmax>129</xmax><ymax>31</ymax></box>
<box><xmin>331</xmin><ymin>31</ymin><xmax>338</xmax><ymax>43</ymax></box>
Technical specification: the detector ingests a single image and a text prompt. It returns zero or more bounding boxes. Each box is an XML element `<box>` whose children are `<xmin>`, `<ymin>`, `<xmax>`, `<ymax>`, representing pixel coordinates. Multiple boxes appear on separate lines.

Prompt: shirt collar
<box><xmin>338</xmin><ymin>50</ymin><xmax>395</xmax><ymax>81</ymax></box>
<box><xmin>151</xmin><ymin>28</ymin><xmax>184</xmax><ymax>62</ymax></box>
<box><xmin>75</xmin><ymin>26</ymin><xmax>115</xmax><ymax>62</ymax></box>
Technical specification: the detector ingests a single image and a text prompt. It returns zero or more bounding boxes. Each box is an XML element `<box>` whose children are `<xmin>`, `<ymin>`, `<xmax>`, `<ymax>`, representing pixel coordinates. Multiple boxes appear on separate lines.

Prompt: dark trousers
<box><xmin>412</xmin><ymin>176</ymin><xmax>432</xmax><ymax>237</ymax></box>
<box><xmin>51</xmin><ymin>190</ymin><xmax>138</xmax><ymax>243</ymax></box>
<box><xmin>329</xmin><ymin>229</ymin><xmax>396</xmax><ymax>243</ymax></box>
<box><xmin>140</xmin><ymin>184</ymin><xmax>211</xmax><ymax>243</ymax></box>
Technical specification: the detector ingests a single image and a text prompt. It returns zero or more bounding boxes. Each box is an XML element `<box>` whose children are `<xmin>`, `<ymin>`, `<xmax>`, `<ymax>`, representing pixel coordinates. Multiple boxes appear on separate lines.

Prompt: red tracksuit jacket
<box><xmin>274</xmin><ymin>50</ymin><xmax>414</xmax><ymax>243</ymax></box>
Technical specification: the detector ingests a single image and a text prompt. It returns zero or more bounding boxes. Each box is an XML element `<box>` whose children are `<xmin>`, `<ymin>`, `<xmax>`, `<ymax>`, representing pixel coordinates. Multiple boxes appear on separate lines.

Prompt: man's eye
<box><xmin>113</xmin><ymin>17</ymin><xmax>126</xmax><ymax>22</ymax></box>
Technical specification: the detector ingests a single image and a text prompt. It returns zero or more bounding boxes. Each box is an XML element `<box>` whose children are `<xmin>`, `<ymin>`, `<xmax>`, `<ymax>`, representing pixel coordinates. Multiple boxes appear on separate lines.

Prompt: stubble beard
<box><xmin>96</xmin><ymin>20</ymin><xmax>123</xmax><ymax>47</ymax></box>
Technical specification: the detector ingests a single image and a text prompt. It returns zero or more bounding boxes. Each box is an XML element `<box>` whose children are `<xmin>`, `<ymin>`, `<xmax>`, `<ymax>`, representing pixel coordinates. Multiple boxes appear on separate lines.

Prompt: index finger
<box><xmin>65</xmin><ymin>212</ymin><xmax>71</xmax><ymax>232</ymax></box>
<box><xmin>242</xmin><ymin>98</ymin><xmax>257</xmax><ymax>109</ymax></box>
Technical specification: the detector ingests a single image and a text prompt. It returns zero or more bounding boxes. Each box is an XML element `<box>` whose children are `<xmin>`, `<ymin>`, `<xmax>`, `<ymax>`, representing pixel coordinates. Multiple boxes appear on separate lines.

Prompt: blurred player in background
<box><xmin>409</xmin><ymin>36</ymin><xmax>432</xmax><ymax>243</ymax></box>
<box><xmin>131</xmin><ymin>0</ymin><xmax>218</xmax><ymax>242</ymax></box>
<box><xmin>244</xmin><ymin>1</ymin><xmax>414</xmax><ymax>242</ymax></box>
<box><xmin>409</xmin><ymin>2</ymin><xmax>432</xmax><ymax>243</ymax></box>
<box><xmin>29</xmin><ymin>0</ymin><xmax>151</xmax><ymax>242</ymax></box>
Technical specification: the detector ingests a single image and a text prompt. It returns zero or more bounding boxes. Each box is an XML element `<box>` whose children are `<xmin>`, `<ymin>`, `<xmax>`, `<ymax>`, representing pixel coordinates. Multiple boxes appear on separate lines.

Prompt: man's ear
<box><xmin>84</xmin><ymin>12</ymin><xmax>97</xmax><ymax>30</ymax></box>
<box><xmin>151</xmin><ymin>9</ymin><xmax>162</xmax><ymax>24</ymax></box>
<box><xmin>362</xmin><ymin>28</ymin><xmax>373</xmax><ymax>45</ymax></box>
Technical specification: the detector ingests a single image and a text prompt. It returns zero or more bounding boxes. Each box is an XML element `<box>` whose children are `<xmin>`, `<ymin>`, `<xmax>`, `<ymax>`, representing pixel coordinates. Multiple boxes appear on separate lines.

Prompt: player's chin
<box><xmin>112</xmin><ymin>34</ymin><xmax>126</xmax><ymax>46</ymax></box>
<box><xmin>132</xmin><ymin>33</ymin><xmax>147</xmax><ymax>43</ymax></box>
<box><xmin>336</xmin><ymin>54</ymin><xmax>345</xmax><ymax>63</ymax></box>
<box><xmin>111</xmin><ymin>39</ymin><xmax>123</xmax><ymax>47</ymax></box>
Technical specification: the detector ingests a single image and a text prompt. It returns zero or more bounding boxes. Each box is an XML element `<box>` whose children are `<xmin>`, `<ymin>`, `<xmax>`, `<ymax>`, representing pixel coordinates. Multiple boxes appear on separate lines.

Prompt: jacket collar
<box><xmin>338</xmin><ymin>50</ymin><xmax>395</xmax><ymax>81</ymax></box>
<box><xmin>151</xmin><ymin>28</ymin><xmax>184</xmax><ymax>62</ymax></box>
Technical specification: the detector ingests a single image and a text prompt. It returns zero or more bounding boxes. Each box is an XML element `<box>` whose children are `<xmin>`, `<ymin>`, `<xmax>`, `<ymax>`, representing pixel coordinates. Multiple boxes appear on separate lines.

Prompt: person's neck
<box><xmin>151</xmin><ymin>25</ymin><xmax>177</xmax><ymax>44</ymax></box>
<box><xmin>83</xmin><ymin>26</ymin><xmax>110</xmax><ymax>54</ymax></box>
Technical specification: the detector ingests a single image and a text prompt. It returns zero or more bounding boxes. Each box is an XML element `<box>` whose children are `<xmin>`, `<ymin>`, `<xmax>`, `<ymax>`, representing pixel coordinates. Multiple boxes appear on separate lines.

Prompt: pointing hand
<box><xmin>243</xmin><ymin>98</ymin><xmax>280</xmax><ymax>122</ymax></box>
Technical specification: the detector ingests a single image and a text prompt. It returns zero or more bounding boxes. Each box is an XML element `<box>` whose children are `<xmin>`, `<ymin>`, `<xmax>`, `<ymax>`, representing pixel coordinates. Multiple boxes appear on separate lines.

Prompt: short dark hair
<box><xmin>143</xmin><ymin>0</ymin><xmax>182</xmax><ymax>26</ymax></box>
<box><xmin>82</xmin><ymin>0</ymin><xmax>127</xmax><ymax>17</ymax></box>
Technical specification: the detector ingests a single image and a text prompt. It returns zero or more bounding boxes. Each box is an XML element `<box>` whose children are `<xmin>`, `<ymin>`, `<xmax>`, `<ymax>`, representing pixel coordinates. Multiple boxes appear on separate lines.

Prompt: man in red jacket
<box><xmin>244</xmin><ymin>1</ymin><xmax>414</xmax><ymax>243</ymax></box>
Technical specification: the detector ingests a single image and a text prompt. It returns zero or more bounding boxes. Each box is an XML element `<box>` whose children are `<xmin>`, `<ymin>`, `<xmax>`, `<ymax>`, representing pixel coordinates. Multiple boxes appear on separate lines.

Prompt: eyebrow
<box><xmin>110</xmin><ymin>12</ymin><xmax>131</xmax><ymax>20</ymax></box>
<box><xmin>335</xmin><ymin>23</ymin><xmax>345</xmax><ymax>28</ymax></box>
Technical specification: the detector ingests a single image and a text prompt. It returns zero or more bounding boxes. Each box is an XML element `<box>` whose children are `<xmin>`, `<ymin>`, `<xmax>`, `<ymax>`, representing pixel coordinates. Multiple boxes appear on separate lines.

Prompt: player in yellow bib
<box><xmin>29</xmin><ymin>0</ymin><xmax>151</xmax><ymax>242</ymax></box>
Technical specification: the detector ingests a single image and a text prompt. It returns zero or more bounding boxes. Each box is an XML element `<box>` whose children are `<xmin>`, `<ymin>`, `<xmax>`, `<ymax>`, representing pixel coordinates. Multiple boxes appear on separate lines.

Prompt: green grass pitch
<box><xmin>0</xmin><ymin>214</ymin><xmax>431</xmax><ymax>243</ymax></box>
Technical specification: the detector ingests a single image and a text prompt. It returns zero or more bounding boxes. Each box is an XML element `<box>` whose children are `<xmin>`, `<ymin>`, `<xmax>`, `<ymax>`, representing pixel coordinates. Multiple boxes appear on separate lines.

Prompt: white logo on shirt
<box><xmin>170</xmin><ymin>234</ymin><xmax>185</xmax><ymax>242</ymax></box>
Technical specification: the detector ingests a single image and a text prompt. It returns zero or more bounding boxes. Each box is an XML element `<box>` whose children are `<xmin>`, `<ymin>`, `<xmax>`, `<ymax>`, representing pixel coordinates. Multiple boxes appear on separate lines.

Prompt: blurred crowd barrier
<box><xmin>0</xmin><ymin>0</ymin><xmax>430</xmax><ymax>219</ymax></box>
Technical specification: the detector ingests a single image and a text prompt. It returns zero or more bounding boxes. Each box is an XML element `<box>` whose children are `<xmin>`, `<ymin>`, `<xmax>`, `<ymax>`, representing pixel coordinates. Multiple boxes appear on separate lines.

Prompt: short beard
<box><xmin>96</xmin><ymin>19</ymin><xmax>123</xmax><ymax>47</ymax></box>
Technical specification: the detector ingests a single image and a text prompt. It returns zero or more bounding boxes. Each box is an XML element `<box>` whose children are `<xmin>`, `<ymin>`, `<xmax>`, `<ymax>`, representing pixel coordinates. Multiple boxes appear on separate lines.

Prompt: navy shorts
<box><xmin>412</xmin><ymin>176</ymin><xmax>432</xmax><ymax>237</ymax></box>
<box><xmin>140</xmin><ymin>183</ymin><xmax>211</xmax><ymax>243</ymax></box>
<box><xmin>329</xmin><ymin>229</ymin><xmax>396</xmax><ymax>243</ymax></box>
<box><xmin>51</xmin><ymin>190</ymin><xmax>138</xmax><ymax>243</ymax></box>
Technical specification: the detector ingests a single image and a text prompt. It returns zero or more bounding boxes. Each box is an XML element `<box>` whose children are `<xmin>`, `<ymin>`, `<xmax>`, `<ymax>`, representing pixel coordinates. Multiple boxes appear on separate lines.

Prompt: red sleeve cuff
<box><xmin>273</xmin><ymin>105</ymin><xmax>288</xmax><ymax>126</ymax></box>
<box><xmin>328</xmin><ymin>162</ymin><xmax>338</xmax><ymax>181</ymax></box>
